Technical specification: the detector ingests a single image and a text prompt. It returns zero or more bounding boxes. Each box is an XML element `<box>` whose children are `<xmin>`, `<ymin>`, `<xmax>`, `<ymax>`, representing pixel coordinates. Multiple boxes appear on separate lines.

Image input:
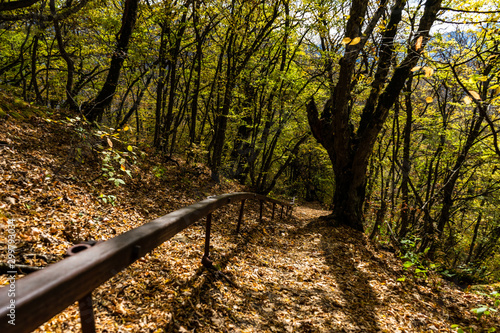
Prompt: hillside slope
<box><xmin>0</xmin><ymin>102</ymin><xmax>499</xmax><ymax>332</ymax></box>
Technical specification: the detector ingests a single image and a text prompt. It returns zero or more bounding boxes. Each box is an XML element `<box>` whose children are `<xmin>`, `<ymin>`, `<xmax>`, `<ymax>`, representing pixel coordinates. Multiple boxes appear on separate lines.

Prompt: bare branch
<box><xmin>0</xmin><ymin>0</ymin><xmax>39</xmax><ymax>12</ymax></box>
<box><xmin>440</xmin><ymin>7</ymin><xmax>500</xmax><ymax>15</ymax></box>
<box><xmin>0</xmin><ymin>0</ymin><xmax>90</xmax><ymax>22</ymax></box>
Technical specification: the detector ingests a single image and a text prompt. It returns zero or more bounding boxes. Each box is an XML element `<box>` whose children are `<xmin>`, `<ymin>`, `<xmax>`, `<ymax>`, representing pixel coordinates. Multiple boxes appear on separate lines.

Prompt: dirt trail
<box><xmin>155</xmin><ymin>204</ymin><xmax>499</xmax><ymax>332</ymax></box>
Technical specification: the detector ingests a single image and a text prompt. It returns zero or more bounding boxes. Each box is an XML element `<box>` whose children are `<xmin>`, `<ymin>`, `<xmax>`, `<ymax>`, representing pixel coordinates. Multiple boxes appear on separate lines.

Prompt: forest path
<box><xmin>159</xmin><ymin>204</ymin><xmax>495</xmax><ymax>332</ymax></box>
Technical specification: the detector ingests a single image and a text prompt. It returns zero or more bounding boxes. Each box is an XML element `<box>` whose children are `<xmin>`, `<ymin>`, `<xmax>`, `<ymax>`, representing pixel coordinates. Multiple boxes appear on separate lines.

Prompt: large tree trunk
<box><xmin>306</xmin><ymin>0</ymin><xmax>442</xmax><ymax>232</ymax></box>
<box><xmin>332</xmin><ymin>161</ymin><xmax>367</xmax><ymax>231</ymax></box>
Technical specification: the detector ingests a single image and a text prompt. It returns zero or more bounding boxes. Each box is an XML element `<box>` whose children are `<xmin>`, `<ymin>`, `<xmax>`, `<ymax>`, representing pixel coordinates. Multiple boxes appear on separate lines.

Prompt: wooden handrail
<box><xmin>0</xmin><ymin>192</ymin><xmax>292</xmax><ymax>333</ymax></box>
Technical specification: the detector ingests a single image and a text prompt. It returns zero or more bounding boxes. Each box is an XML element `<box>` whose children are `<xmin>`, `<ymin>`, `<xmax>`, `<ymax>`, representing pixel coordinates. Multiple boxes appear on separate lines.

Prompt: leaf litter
<box><xmin>0</xmin><ymin>110</ymin><xmax>499</xmax><ymax>332</ymax></box>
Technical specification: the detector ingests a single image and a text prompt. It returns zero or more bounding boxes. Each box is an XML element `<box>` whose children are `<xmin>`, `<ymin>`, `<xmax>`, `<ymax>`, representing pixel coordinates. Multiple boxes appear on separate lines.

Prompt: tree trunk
<box><xmin>51</xmin><ymin>0</ymin><xmax>77</xmax><ymax>110</ymax></box>
<box><xmin>30</xmin><ymin>33</ymin><xmax>43</xmax><ymax>103</ymax></box>
<box><xmin>399</xmin><ymin>75</ymin><xmax>413</xmax><ymax>239</ymax></box>
<box><xmin>117</xmin><ymin>73</ymin><xmax>153</xmax><ymax>130</ymax></box>
<box><xmin>209</xmin><ymin>2</ymin><xmax>279</xmax><ymax>181</ymax></box>
<box><xmin>160</xmin><ymin>4</ymin><xmax>189</xmax><ymax>153</ymax></box>
<box><xmin>154</xmin><ymin>22</ymin><xmax>168</xmax><ymax>148</ymax></box>
<box><xmin>83</xmin><ymin>0</ymin><xmax>139</xmax><ymax>122</ymax></box>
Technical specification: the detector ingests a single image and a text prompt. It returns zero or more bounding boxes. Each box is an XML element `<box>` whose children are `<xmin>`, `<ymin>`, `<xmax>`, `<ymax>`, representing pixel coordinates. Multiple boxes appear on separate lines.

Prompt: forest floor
<box><xmin>0</xmin><ymin>96</ymin><xmax>499</xmax><ymax>332</ymax></box>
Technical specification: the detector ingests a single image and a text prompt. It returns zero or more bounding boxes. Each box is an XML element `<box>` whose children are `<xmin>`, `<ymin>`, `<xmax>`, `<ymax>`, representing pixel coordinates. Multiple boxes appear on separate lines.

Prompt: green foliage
<box><xmin>398</xmin><ymin>237</ymin><xmax>431</xmax><ymax>280</ymax></box>
<box><xmin>47</xmin><ymin>116</ymin><xmax>136</xmax><ymax>191</ymax></box>
<box><xmin>0</xmin><ymin>90</ymin><xmax>46</xmax><ymax>120</ymax></box>
<box><xmin>99</xmin><ymin>194</ymin><xmax>117</xmax><ymax>206</ymax></box>
<box><xmin>152</xmin><ymin>165</ymin><xmax>167</xmax><ymax>179</ymax></box>
<box><xmin>451</xmin><ymin>291</ymin><xmax>499</xmax><ymax>332</ymax></box>
<box><xmin>471</xmin><ymin>291</ymin><xmax>500</xmax><ymax>319</ymax></box>
<box><xmin>1</xmin><ymin>0</ymin><xmax>500</xmax><ymax>280</ymax></box>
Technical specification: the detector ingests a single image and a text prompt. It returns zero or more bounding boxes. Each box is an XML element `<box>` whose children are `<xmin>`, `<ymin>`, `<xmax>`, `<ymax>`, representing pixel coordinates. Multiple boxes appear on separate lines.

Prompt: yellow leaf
<box><xmin>463</xmin><ymin>96</ymin><xmax>472</xmax><ymax>104</ymax></box>
<box><xmin>469</xmin><ymin>91</ymin><xmax>481</xmax><ymax>100</ymax></box>
<box><xmin>423</xmin><ymin>67</ymin><xmax>434</xmax><ymax>77</ymax></box>
<box><xmin>411</xmin><ymin>66</ymin><xmax>422</xmax><ymax>72</ymax></box>
<box><xmin>123</xmin><ymin>125</ymin><xmax>130</xmax><ymax>131</ymax></box>
<box><xmin>426</xmin><ymin>96</ymin><xmax>433</xmax><ymax>103</ymax></box>
<box><xmin>127</xmin><ymin>145</ymin><xmax>133</xmax><ymax>152</ymax></box>
<box><xmin>114</xmin><ymin>301</ymin><xmax>128</xmax><ymax>315</ymax></box>
<box><xmin>349</xmin><ymin>37</ymin><xmax>361</xmax><ymax>45</ymax></box>
<box><xmin>342</xmin><ymin>37</ymin><xmax>352</xmax><ymax>45</ymax></box>
<box><xmin>415</xmin><ymin>36</ymin><xmax>423</xmax><ymax>50</ymax></box>
<box><xmin>106</xmin><ymin>137</ymin><xmax>113</xmax><ymax>148</ymax></box>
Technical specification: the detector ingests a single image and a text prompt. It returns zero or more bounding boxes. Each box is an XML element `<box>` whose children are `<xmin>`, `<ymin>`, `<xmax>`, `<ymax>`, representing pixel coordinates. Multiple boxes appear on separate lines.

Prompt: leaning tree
<box><xmin>306</xmin><ymin>0</ymin><xmax>443</xmax><ymax>231</ymax></box>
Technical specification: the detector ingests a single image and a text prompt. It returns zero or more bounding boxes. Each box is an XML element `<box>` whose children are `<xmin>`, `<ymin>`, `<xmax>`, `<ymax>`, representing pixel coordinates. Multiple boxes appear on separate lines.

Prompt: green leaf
<box><xmin>472</xmin><ymin>306</ymin><xmax>489</xmax><ymax>318</ymax></box>
<box><xmin>403</xmin><ymin>261</ymin><xmax>414</xmax><ymax>268</ymax></box>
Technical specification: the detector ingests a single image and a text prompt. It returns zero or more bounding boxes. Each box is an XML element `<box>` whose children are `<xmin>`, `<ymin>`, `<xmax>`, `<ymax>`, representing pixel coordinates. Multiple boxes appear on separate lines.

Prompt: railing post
<box><xmin>202</xmin><ymin>213</ymin><xmax>212</xmax><ymax>268</ymax></box>
<box><xmin>259</xmin><ymin>200</ymin><xmax>263</xmax><ymax>223</ymax></box>
<box><xmin>66</xmin><ymin>242</ymin><xmax>97</xmax><ymax>333</ymax></box>
<box><xmin>280</xmin><ymin>205</ymin><xmax>284</xmax><ymax>219</ymax></box>
<box><xmin>272</xmin><ymin>203</ymin><xmax>276</xmax><ymax>220</ymax></box>
<box><xmin>203</xmin><ymin>213</ymin><xmax>212</xmax><ymax>258</ymax></box>
<box><xmin>78</xmin><ymin>293</ymin><xmax>96</xmax><ymax>333</ymax></box>
<box><xmin>288</xmin><ymin>196</ymin><xmax>295</xmax><ymax>217</ymax></box>
<box><xmin>236</xmin><ymin>199</ymin><xmax>246</xmax><ymax>234</ymax></box>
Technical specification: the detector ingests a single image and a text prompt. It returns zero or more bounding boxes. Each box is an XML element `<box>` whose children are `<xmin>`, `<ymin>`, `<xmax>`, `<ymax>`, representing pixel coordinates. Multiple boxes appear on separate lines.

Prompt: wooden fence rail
<box><xmin>0</xmin><ymin>192</ymin><xmax>293</xmax><ymax>333</ymax></box>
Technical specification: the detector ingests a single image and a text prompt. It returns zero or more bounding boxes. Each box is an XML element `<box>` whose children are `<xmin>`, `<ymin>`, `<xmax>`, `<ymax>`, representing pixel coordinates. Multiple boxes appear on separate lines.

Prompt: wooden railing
<box><xmin>0</xmin><ymin>192</ymin><xmax>293</xmax><ymax>333</ymax></box>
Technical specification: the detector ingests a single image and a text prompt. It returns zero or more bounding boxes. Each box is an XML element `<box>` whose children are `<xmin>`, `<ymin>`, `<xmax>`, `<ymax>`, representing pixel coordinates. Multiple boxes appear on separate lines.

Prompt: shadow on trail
<box><xmin>160</xmin><ymin>203</ymin><xmax>287</xmax><ymax>331</ymax></box>
<box><xmin>315</xmin><ymin>219</ymin><xmax>381</xmax><ymax>331</ymax></box>
<box><xmin>160</xmin><ymin>204</ymin><xmax>345</xmax><ymax>332</ymax></box>
<box><xmin>152</xmin><ymin>204</ymin><xmax>500</xmax><ymax>332</ymax></box>
<box><xmin>156</xmin><ymin>203</ymin><xmax>394</xmax><ymax>332</ymax></box>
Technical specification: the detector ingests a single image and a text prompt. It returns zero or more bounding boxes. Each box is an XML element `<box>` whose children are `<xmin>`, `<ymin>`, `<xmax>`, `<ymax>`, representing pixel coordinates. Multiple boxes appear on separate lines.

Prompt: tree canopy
<box><xmin>1</xmin><ymin>0</ymin><xmax>500</xmax><ymax>281</ymax></box>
